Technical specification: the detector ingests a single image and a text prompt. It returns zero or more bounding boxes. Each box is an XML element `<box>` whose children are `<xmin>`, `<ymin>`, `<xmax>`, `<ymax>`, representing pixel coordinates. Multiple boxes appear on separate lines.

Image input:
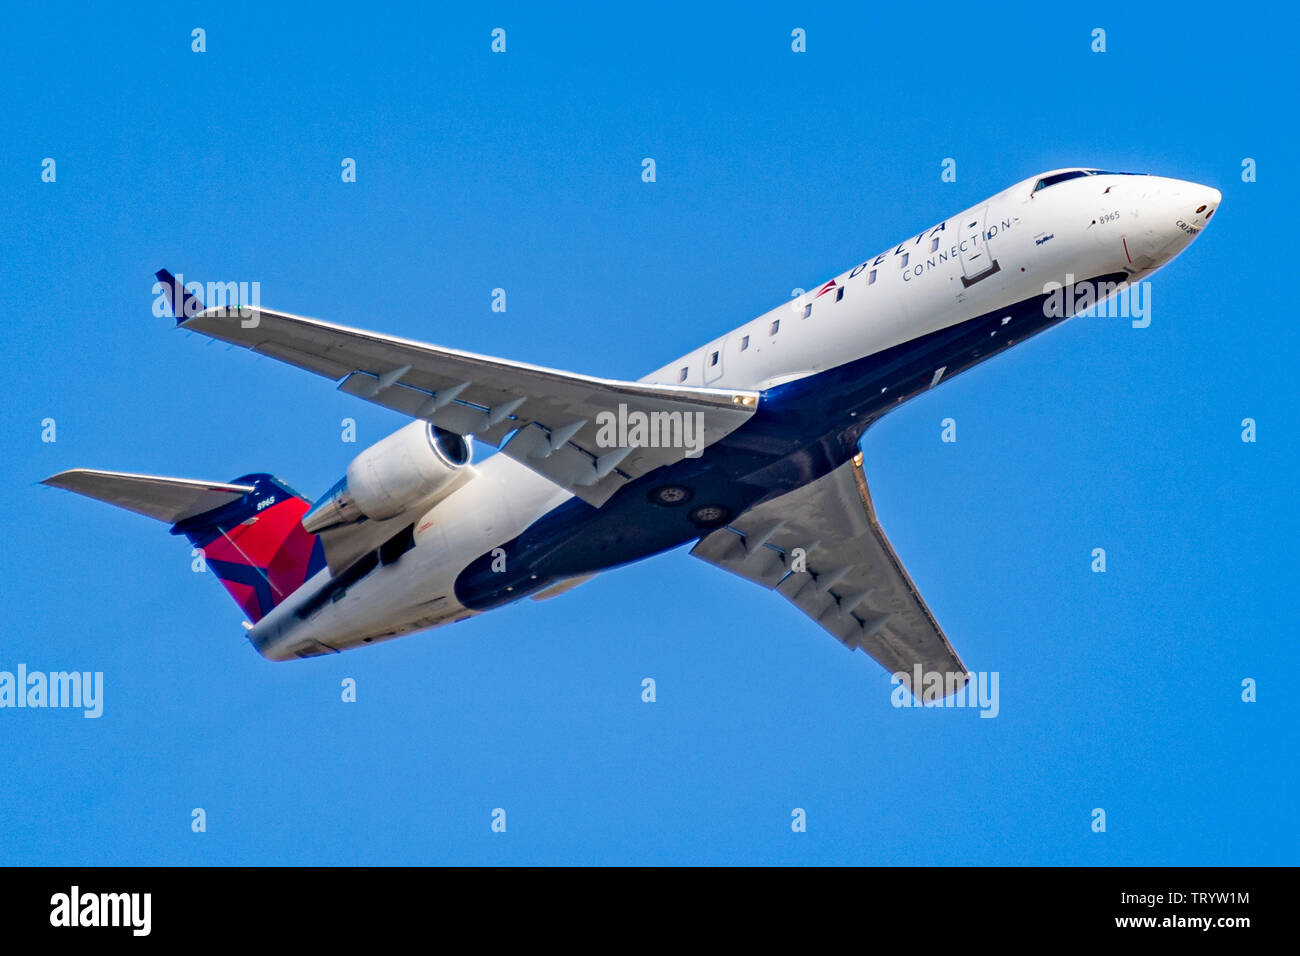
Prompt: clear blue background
<box><xmin>2</xmin><ymin>1</ymin><xmax>1294</xmax><ymax>865</ymax></box>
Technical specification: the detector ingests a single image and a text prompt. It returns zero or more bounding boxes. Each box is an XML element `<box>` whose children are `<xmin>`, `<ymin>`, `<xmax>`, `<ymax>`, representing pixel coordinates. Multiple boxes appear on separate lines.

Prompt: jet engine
<box><xmin>301</xmin><ymin>420</ymin><xmax>471</xmax><ymax>534</ymax></box>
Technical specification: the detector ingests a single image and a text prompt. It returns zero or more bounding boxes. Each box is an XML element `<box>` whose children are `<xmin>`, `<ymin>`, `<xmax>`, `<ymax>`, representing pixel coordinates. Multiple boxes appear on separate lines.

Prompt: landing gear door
<box><xmin>959</xmin><ymin>205</ymin><xmax>1001</xmax><ymax>288</ymax></box>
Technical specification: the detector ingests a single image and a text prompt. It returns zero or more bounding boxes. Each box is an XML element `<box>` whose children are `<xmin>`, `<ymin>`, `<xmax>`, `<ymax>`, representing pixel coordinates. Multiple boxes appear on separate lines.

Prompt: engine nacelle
<box><xmin>301</xmin><ymin>421</ymin><xmax>471</xmax><ymax>534</ymax></box>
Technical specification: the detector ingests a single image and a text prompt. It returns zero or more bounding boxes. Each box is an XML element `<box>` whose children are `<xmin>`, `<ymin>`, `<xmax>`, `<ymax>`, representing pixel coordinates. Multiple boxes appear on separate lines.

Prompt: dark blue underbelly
<box><xmin>453</xmin><ymin>273</ymin><xmax>1127</xmax><ymax>610</ymax></box>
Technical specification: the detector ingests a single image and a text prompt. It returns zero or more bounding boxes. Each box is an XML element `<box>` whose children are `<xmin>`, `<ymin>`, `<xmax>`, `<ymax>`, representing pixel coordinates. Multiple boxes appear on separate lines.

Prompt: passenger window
<box><xmin>836</xmin><ymin>287</ymin><xmax>845</xmax><ymax>302</ymax></box>
<box><xmin>769</xmin><ymin>319</ymin><xmax>780</xmax><ymax>335</ymax></box>
<box><xmin>930</xmin><ymin>237</ymin><xmax>940</xmax><ymax>252</ymax></box>
<box><xmin>868</xmin><ymin>269</ymin><xmax>877</xmax><ymax>285</ymax></box>
<box><xmin>740</xmin><ymin>335</ymin><xmax>750</xmax><ymax>351</ymax></box>
<box><xmin>900</xmin><ymin>253</ymin><xmax>909</xmax><ymax>268</ymax></box>
<box><xmin>802</xmin><ymin>303</ymin><xmax>812</xmax><ymax>318</ymax></box>
<box><xmin>708</xmin><ymin>351</ymin><xmax>719</xmax><ymax>367</ymax></box>
<box><xmin>678</xmin><ymin>367</ymin><xmax>688</xmax><ymax>382</ymax></box>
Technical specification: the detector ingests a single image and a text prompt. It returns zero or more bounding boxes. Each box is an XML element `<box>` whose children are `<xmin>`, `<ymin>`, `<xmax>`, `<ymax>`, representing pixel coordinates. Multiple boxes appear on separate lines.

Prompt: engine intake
<box><xmin>301</xmin><ymin>421</ymin><xmax>470</xmax><ymax>534</ymax></box>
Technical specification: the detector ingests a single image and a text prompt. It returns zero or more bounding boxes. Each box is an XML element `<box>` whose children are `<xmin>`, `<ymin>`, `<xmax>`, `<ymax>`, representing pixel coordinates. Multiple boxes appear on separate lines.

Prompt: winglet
<box><xmin>154</xmin><ymin>269</ymin><xmax>205</xmax><ymax>323</ymax></box>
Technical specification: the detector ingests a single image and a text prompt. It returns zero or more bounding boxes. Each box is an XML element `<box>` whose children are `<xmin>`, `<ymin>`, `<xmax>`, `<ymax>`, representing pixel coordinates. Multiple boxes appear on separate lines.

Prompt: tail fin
<box><xmin>171</xmin><ymin>474</ymin><xmax>326</xmax><ymax>622</ymax></box>
<box><xmin>42</xmin><ymin>469</ymin><xmax>326</xmax><ymax>623</ymax></box>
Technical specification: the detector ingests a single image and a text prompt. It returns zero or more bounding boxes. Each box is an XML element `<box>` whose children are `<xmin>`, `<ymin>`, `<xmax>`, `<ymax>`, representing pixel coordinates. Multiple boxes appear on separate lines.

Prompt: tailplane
<box><xmin>42</xmin><ymin>469</ymin><xmax>325</xmax><ymax>623</ymax></box>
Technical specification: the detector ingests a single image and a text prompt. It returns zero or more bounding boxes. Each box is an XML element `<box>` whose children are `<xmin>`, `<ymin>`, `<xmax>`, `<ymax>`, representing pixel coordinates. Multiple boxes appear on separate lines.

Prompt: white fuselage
<box><xmin>250</xmin><ymin>169</ymin><xmax>1219</xmax><ymax>660</ymax></box>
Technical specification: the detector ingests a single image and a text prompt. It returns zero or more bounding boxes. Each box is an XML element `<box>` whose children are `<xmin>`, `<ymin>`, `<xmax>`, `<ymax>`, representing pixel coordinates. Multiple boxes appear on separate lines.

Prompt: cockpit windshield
<box><xmin>1032</xmin><ymin>169</ymin><xmax>1145</xmax><ymax>193</ymax></box>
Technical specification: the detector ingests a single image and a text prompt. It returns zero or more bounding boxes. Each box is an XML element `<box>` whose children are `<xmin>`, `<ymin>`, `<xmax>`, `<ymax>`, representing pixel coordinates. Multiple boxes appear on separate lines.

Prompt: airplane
<box><xmin>43</xmin><ymin>168</ymin><xmax>1220</xmax><ymax>693</ymax></box>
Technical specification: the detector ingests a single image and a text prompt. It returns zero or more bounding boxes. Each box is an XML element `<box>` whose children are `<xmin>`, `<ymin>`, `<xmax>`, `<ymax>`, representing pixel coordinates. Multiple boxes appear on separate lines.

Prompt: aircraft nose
<box><xmin>1184</xmin><ymin>184</ymin><xmax>1221</xmax><ymax>230</ymax></box>
<box><xmin>1130</xmin><ymin>178</ymin><xmax>1220</xmax><ymax>266</ymax></box>
<box><xmin>1167</xmin><ymin>179</ymin><xmax>1220</xmax><ymax>228</ymax></box>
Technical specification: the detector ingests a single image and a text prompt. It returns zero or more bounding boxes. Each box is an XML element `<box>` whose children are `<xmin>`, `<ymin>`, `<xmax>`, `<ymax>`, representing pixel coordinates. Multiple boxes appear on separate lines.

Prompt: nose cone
<box><xmin>1181</xmin><ymin>183</ymin><xmax>1221</xmax><ymax>231</ymax></box>
<box><xmin>1132</xmin><ymin>177</ymin><xmax>1221</xmax><ymax>266</ymax></box>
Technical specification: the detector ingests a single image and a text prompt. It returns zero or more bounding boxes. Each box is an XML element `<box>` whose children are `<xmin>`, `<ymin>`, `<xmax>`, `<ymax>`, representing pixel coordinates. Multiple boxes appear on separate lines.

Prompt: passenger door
<box><xmin>959</xmin><ymin>205</ymin><xmax>1001</xmax><ymax>287</ymax></box>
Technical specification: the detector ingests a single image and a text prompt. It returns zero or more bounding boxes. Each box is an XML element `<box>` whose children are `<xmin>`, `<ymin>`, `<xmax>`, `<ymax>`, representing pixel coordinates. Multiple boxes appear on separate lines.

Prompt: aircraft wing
<box><xmin>173</xmin><ymin>293</ymin><xmax>758</xmax><ymax>507</ymax></box>
<box><xmin>691</xmin><ymin>452</ymin><xmax>968</xmax><ymax>693</ymax></box>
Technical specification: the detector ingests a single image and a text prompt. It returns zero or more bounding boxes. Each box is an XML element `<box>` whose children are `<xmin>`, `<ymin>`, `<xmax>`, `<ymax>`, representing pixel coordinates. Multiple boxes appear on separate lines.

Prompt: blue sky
<box><xmin>1</xmin><ymin>1</ymin><xmax>1295</xmax><ymax>865</ymax></box>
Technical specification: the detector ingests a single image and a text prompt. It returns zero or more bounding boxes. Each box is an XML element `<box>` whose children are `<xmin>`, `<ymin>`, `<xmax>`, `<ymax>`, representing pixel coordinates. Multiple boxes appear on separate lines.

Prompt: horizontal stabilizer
<box><xmin>41</xmin><ymin>469</ymin><xmax>255</xmax><ymax>523</ymax></box>
<box><xmin>43</xmin><ymin>468</ymin><xmax>327</xmax><ymax>624</ymax></box>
